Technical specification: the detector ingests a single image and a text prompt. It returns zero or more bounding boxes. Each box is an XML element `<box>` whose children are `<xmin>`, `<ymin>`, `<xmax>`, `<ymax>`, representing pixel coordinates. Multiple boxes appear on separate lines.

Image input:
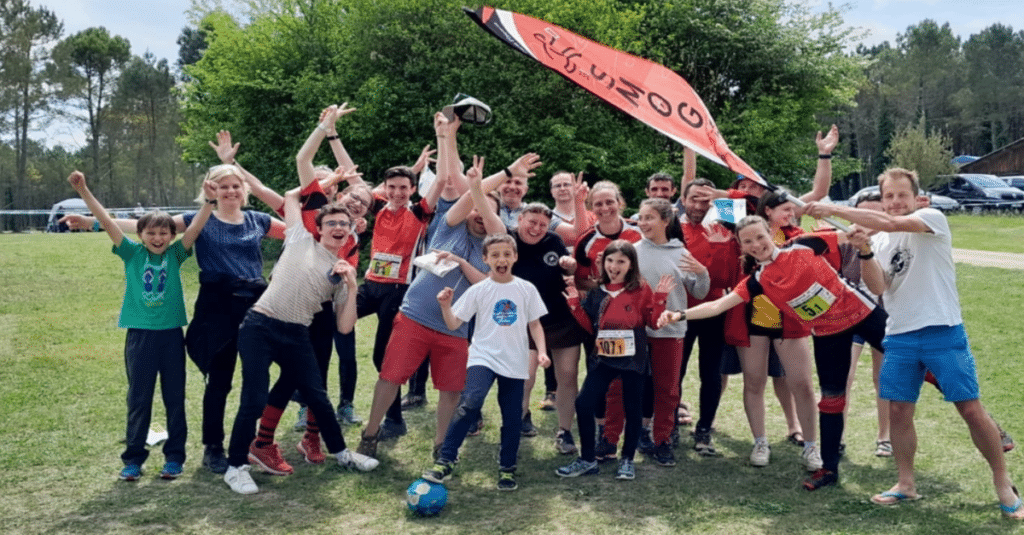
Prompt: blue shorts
<box><xmin>879</xmin><ymin>324</ymin><xmax>979</xmax><ymax>403</ymax></box>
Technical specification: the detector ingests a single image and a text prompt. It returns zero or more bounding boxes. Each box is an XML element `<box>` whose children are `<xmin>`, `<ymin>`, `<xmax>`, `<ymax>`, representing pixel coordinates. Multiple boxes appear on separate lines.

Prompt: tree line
<box><xmin>2</xmin><ymin>0</ymin><xmax>1023</xmax><ymax>231</ymax></box>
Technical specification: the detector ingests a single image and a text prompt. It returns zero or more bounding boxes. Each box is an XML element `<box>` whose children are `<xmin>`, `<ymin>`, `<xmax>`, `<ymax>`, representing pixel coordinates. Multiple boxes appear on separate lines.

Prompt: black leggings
<box><xmin>576</xmin><ymin>362</ymin><xmax>645</xmax><ymax>462</ymax></box>
<box><xmin>681</xmin><ymin>315</ymin><xmax>726</xmax><ymax>430</ymax></box>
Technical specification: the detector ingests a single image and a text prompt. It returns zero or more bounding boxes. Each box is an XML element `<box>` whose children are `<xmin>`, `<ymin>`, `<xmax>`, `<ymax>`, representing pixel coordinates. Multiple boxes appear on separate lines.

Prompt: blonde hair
<box><xmin>197</xmin><ymin>164</ymin><xmax>250</xmax><ymax>206</ymax></box>
<box><xmin>877</xmin><ymin>167</ymin><xmax>920</xmax><ymax>196</ymax></box>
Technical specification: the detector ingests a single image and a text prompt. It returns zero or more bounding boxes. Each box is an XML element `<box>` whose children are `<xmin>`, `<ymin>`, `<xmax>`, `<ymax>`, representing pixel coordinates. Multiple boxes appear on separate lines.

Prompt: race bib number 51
<box><xmin>596</xmin><ymin>329</ymin><xmax>636</xmax><ymax>357</ymax></box>
<box><xmin>369</xmin><ymin>252</ymin><xmax>402</xmax><ymax>280</ymax></box>
<box><xmin>786</xmin><ymin>282</ymin><xmax>836</xmax><ymax>321</ymax></box>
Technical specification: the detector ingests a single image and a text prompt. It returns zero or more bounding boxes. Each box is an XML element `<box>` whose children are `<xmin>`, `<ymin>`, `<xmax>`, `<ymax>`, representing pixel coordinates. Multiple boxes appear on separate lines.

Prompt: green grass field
<box><xmin>0</xmin><ymin>229</ymin><xmax>1022</xmax><ymax>535</ymax></box>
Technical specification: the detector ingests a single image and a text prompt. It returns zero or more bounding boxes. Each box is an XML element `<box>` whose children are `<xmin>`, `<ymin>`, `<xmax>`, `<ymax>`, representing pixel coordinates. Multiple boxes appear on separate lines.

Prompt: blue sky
<box><xmin>40</xmin><ymin>0</ymin><xmax>1024</xmax><ymax>148</ymax></box>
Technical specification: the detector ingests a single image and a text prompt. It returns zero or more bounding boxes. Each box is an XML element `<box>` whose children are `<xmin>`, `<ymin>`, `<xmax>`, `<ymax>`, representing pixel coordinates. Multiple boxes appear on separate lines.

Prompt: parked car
<box><xmin>837</xmin><ymin>186</ymin><xmax>960</xmax><ymax>212</ymax></box>
<box><xmin>932</xmin><ymin>174</ymin><xmax>1024</xmax><ymax>211</ymax></box>
<box><xmin>1000</xmin><ymin>175</ymin><xmax>1024</xmax><ymax>190</ymax></box>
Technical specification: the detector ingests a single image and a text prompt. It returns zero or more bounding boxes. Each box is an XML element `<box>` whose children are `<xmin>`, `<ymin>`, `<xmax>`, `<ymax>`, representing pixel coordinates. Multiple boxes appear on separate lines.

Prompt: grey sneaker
<box><xmin>224</xmin><ymin>465</ymin><xmax>258</xmax><ymax>495</ymax></box>
<box><xmin>378</xmin><ymin>418</ymin><xmax>407</xmax><ymax>441</ymax></box>
<box><xmin>423</xmin><ymin>461</ymin><xmax>453</xmax><ymax>483</ymax></box>
<box><xmin>521</xmin><ymin>411</ymin><xmax>538</xmax><ymax>437</ymax></box>
<box><xmin>294</xmin><ymin>405</ymin><xmax>308</xmax><ymax>432</ymax></box>
<box><xmin>336</xmin><ymin>402</ymin><xmax>363</xmax><ymax>425</ymax></box>
<box><xmin>615</xmin><ymin>458</ymin><xmax>636</xmax><ymax>480</ymax></box>
<box><xmin>693</xmin><ymin>427</ymin><xmax>717</xmax><ymax>457</ymax></box>
<box><xmin>555</xmin><ymin>428</ymin><xmax>578</xmax><ymax>455</ymax></box>
<box><xmin>337</xmin><ymin>449</ymin><xmax>379</xmax><ymax>471</ymax></box>
<box><xmin>555</xmin><ymin>457</ymin><xmax>599</xmax><ymax>478</ymax></box>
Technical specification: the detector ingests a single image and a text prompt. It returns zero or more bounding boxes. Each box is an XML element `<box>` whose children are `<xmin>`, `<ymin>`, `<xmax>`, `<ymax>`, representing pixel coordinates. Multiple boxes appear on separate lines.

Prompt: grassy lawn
<box><xmin>947</xmin><ymin>213</ymin><xmax>1024</xmax><ymax>254</ymax></box>
<box><xmin>0</xmin><ymin>231</ymin><xmax>1022</xmax><ymax>535</ymax></box>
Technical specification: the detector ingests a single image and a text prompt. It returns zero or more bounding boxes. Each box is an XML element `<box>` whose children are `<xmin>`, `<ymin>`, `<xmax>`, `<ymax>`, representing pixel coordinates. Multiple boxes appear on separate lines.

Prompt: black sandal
<box><xmin>787</xmin><ymin>432</ymin><xmax>805</xmax><ymax>447</ymax></box>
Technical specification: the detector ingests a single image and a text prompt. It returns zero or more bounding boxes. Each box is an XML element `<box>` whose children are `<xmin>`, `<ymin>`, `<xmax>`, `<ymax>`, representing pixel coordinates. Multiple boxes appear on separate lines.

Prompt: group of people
<box><xmin>65</xmin><ymin>103</ymin><xmax>1022</xmax><ymax>519</ymax></box>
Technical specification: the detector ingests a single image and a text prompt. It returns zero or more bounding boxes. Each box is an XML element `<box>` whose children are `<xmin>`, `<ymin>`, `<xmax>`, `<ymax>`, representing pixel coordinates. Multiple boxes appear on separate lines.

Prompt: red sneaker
<box><xmin>248</xmin><ymin>441</ymin><xmax>294</xmax><ymax>475</ymax></box>
<box><xmin>297</xmin><ymin>434</ymin><xmax>326</xmax><ymax>464</ymax></box>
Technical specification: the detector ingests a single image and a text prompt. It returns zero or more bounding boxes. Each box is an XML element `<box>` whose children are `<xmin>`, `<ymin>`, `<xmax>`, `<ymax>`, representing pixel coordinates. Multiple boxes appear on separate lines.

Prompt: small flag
<box><xmin>704</xmin><ymin>198</ymin><xmax>746</xmax><ymax>226</ymax></box>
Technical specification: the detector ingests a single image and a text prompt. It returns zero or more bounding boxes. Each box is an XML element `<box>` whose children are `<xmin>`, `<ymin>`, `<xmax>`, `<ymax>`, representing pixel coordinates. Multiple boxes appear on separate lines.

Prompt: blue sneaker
<box><xmin>119</xmin><ymin>464</ymin><xmax>142</xmax><ymax>481</ymax></box>
<box><xmin>160</xmin><ymin>461</ymin><xmax>183</xmax><ymax>480</ymax></box>
<box><xmin>615</xmin><ymin>458</ymin><xmax>636</xmax><ymax>480</ymax></box>
<box><xmin>555</xmin><ymin>457</ymin><xmax>599</xmax><ymax>478</ymax></box>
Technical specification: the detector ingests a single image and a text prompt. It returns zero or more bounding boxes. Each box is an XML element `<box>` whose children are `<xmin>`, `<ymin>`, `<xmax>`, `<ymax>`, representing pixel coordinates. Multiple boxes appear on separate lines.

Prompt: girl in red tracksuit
<box><xmin>555</xmin><ymin>240</ymin><xmax>671</xmax><ymax>481</ymax></box>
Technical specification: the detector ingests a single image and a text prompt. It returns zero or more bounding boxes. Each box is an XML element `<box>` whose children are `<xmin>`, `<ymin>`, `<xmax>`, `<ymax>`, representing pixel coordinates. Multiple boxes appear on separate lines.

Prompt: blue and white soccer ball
<box><xmin>406</xmin><ymin>478</ymin><xmax>448</xmax><ymax>516</ymax></box>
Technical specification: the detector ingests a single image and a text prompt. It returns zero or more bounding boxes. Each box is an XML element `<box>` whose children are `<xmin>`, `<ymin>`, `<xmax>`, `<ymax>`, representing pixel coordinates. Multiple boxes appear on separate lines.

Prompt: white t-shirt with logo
<box><xmin>871</xmin><ymin>207</ymin><xmax>962</xmax><ymax>335</ymax></box>
<box><xmin>451</xmin><ymin>276</ymin><xmax>547</xmax><ymax>379</ymax></box>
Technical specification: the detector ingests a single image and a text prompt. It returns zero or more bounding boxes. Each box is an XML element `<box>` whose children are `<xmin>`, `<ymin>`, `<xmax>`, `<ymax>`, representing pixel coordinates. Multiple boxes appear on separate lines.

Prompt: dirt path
<box><xmin>952</xmin><ymin>248</ymin><xmax>1024</xmax><ymax>270</ymax></box>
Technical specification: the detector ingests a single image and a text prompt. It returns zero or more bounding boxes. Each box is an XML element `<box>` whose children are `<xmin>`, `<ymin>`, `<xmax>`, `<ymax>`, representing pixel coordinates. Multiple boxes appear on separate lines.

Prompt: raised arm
<box><xmin>282</xmin><ymin>187</ymin><xmax>303</xmax><ymax>229</ymax></box>
<box><xmin>847</xmin><ymin>226</ymin><xmax>887</xmax><ymax>295</ymax></box>
<box><xmin>465</xmin><ymin>156</ymin><xmax>505</xmax><ymax>235</ymax></box>
<box><xmin>319</xmin><ymin>104</ymin><xmax>357</xmax><ymax>173</ymax></box>
<box><xmin>659</xmin><ymin>291</ymin><xmax>744</xmax><ymax>327</ymax></box>
<box><xmin>297</xmin><ymin>104</ymin><xmax>353</xmax><ymax>189</ymax></box>
<box><xmin>434</xmin><ymin>112</ymin><xmax>467</xmax><ymax>200</ymax></box>
<box><xmin>446</xmin><ymin>152</ymin><xmax>542</xmax><ymax>226</ymax></box>
<box><xmin>67</xmin><ymin>171</ymin><xmax>123</xmax><ymax>247</ymax></box>
<box><xmin>681</xmin><ymin>146</ymin><xmax>696</xmax><ymax>190</ymax></box>
<box><xmin>552</xmin><ymin>171</ymin><xmax>590</xmax><ymax>243</ymax></box>
<box><xmin>799</xmin><ymin>124</ymin><xmax>838</xmax><ymax>203</ymax></box>
<box><xmin>182</xmin><ymin>180</ymin><xmax>218</xmax><ymax>250</ymax></box>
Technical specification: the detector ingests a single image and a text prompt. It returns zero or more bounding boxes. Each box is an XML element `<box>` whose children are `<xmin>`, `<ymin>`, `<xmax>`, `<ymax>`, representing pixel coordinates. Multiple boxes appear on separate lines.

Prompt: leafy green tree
<box><xmin>52</xmin><ymin>27</ymin><xmax>131</xmax><ymax>190</ymax></box>
<box><xmin>179</xmin><ymin>0</ymin><xmax>864</xmax><ymax>205</ymax></box>
<box><xmin>0</xmin><ymin>0</ymin><xmax>62</xmax><ymax>215</ymax></box>
<box><xmin>956</xmin><ymin>24</ymin><xmax>1024</xmax><ymax>154</ymax></box>
<box><xmin>884</xmin><ymin>115</ymin><xmax>956</xmax><ymax>190</ymax></box>
<box><xmin>113</xmin><ymin>53</ymin><xmax>181</xmax><ymax>205</ymax></box>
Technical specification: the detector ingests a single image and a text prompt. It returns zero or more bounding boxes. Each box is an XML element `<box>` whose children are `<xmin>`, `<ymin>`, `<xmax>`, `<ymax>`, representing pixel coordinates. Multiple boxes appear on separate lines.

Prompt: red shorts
<box><xmin>380</xmin><ymin>312</ymin><xmax>468</xmax><ymax>392</ymax></box>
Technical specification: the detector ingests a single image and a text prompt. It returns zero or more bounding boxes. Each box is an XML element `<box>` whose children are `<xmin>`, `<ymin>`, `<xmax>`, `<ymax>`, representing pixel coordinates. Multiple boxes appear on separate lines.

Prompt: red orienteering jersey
<box><xmin>572</xmin><ymin>219</ymin><xmax>642</xmax><ymax>285</ymax></box>
<box><xmin>681</xmin><ymin>220</ymin><xmax>740</xmax><ymax>306</ymax></box>
<box><xmin>276</xmin><ymin>181</ymin><xmax>359</xmax><ymax>265</ymax></box>
<box><xmin>733</xmin><ymin>232</ymin><xmax>873</xmax><ymax>336</ymax></box>
<box><xmin>364</xmin><ymin>194</ymin><xmax>432</xmax><ymax>284</ymax></box>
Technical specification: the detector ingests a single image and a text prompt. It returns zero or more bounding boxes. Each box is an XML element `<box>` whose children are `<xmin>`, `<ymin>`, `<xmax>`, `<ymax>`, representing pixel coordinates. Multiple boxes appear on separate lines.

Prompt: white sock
<box><xmin>804</xmin><ymin>440</ymin><xmax>817</xmax><ymax>450</ymax></box>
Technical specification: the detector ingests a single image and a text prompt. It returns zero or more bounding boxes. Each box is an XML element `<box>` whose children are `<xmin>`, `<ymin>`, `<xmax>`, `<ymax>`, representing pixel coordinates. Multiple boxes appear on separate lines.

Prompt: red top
<box><xmin>572</xmin><ymin>220</ymin><xmax>642</xmax><ymax>286</ymax></box>
<box><xmin>365</xmin><ymin>194</ymin><xmax>432</xmax><ymax>284</ymax></box>
<box><xmin>733</xmin><ymin>232</ymin><xmax>873</xmax><ymax>336</ymax></box>
<box><xmin>276</xmin><ymin>181</ymin><xmax>359</xmax><ymax>265</ymax></box>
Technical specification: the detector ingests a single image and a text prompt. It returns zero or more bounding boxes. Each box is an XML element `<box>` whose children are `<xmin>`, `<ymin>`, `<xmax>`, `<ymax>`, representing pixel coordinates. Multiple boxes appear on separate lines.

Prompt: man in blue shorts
<box><xmin>805</xmin><ymin>168</ymin><xmax>1022</xmax><ymax>519</ymax></box>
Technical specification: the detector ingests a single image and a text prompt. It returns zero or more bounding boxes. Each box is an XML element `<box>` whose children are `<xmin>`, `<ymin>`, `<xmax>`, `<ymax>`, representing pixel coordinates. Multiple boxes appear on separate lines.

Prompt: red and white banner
<box><xmin>465</xmin><ymin>6</ymin><xmax>766</xmax><ymax>187</ymax></box>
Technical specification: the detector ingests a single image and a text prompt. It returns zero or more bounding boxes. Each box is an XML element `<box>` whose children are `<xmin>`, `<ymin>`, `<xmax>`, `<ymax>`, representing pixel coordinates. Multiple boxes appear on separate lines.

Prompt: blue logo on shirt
<box><xmin>492</xmin><ymin>299</ymin><xmax>517</xmax><ymax>326</ymax></box>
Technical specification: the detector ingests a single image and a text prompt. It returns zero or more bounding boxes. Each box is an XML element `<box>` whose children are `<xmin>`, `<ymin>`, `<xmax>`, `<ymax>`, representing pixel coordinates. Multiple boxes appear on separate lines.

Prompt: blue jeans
<box><xmin>438</xmin><ymin>365</ymin><xmax>524</xmax><ymax>471</ymax></box>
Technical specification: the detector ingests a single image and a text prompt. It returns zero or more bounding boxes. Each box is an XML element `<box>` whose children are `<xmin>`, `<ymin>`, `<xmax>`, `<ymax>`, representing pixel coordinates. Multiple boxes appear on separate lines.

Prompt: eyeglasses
<box><xmin>322</xmin><ymin>220</ymin><xmax>351</xmax><ymax>228</ymax></box>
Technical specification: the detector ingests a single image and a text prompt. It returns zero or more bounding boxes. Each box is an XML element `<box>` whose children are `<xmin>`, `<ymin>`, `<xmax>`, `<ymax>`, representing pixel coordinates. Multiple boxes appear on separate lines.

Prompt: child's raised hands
<box><xmin>678</xmin><ymin>251</ymin><xmax>708</xmax><ymax>276</ymax></box>
<box><xmin>436</xmin><ymin>287</ymin><xmax>454</xmax><ymax>306</ymax></box>
<box><xmin>67</xmin><ymin>170</ymin><xmax>86</xmax><ymax>192</ymax></box>
<box><xmin>563</xmin><ymin>284</ymin><xmax>579</xmax><ymax>302</ymax></box>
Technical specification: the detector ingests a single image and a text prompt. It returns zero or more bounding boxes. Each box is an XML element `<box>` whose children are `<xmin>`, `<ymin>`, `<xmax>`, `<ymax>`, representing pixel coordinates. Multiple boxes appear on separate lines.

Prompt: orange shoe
<box><xmin>248</xmin><ymin>441</ymin><xmax>294</xmax><ymax>475</ymax></box>
<box><xmin>297</xmin><ymin>434</ymin><xmax>326</xmax><ymax>464</ymax></box>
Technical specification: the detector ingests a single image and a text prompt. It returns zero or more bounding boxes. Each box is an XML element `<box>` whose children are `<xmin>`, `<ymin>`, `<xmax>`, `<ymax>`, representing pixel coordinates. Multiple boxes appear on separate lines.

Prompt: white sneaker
<box><xmin>224</xmin><ymin>465</ymin><xmax>259</xmax><ymax>494</ymax></box>
<box><xmin>750</xmin><ymin>442</ymin><xmax>771</xmax><ymax>467</ymax></box>
<box><xmin>337</xmin><ymin>449</ymin><xmax>379</xmax><ymax>472</ymax></box>
<box><xmin>802</xmin><ymin>445</ymin><xmax>823</xmax><ymax>471</ymax></box>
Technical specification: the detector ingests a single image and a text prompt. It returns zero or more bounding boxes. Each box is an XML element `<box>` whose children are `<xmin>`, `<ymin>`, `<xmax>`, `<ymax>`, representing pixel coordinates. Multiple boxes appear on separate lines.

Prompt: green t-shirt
<box><xmin>113</xmin><ymin>239</ymin><xmax>192</xmax><ymax>330</ymax></box>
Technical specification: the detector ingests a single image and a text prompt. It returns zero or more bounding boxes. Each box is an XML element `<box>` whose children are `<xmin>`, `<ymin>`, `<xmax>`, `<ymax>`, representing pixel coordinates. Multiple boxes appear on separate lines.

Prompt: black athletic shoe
<box><xmin>638</xmin><ymin>427</ymin><xmax>656</xmax><ymax>456</ymax></box>
<box><xmin>202</xmin><ymin>444</ymin><xmax>228</xmax><ymax>474</ymax></box>
<box><xmin>654</xmin><ymin>441</ymin><xmax>676</xmax><ymax>467</ymax></box>
<box><xmin>521</xmin><ymin>411</ymin><xmax>538</xmax><ymax>437</ymax></box>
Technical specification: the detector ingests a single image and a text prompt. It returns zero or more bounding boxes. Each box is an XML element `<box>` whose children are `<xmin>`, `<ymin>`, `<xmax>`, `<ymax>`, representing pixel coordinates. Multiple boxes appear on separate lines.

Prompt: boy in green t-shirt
<box><xmin>68</xmin><ymin>170</ymin><xmax>215</xmax><ymax>481</ymax></box>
